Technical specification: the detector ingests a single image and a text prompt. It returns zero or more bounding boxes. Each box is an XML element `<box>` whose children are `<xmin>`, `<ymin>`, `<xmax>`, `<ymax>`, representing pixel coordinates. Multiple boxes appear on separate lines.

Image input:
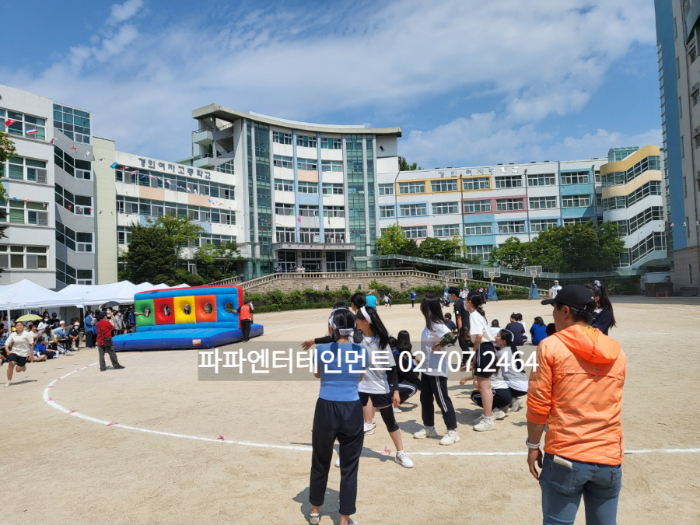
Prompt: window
<box><xmin>530</xmin><ymin>219</ymin><xmax>558</xmax><ymax>232</ymax></box>
<box><xmin>53</xmin><ymin>104</ymin><xmax>90</xmax><ymax>144</ymax></box>
<box><xmin>299</xmin><ymin>228</ymin><xmax>320</xmax><ymax>243</ymax></box>
<box><xmin>326</xmin><ymin>251</ymin><xmax>346</xmax><ymax>271</ymax></box>
<box><xmin>324</xmin><ymin>206</ymin><xmax>345</xmax><ymax>218</ymax></box>
<box><xmin>496</xmin><ymin>198</ymin><xmax>524</xmax><ymax>211</ymax></box>
<box><xmin>561</xmin><ymin>171</ymin><xmax>590</xmax><ymax>185</ymax></box>
<box><xmin>528</xmin><ymin>173</ymin><xmax>556</xmax><ymax>186</ymax></box>
<box><xmin>433</xmin><ymin>224</ymin><xmax>460</xmax><ymax>237</ymax></box>
<box><xmin>432</xmin><ymin>202</ymin><xmax>458</xmax><ymax>215</ymax></box>
<box><xmin>464</xmin><ymin>200</ymin><xmax>491</xmax><ymax>213</ymax></box>
<box><xmin>378</xmin><ymin>183</ymin><xmax>394</xmax><ymax>195</ymax></box>
<box><xmin>2</xmin><ymin>157</ymin><xmax>48</xmax><ymax>183</ymax></box>
<box><xmin>495</xmin><ymin>175</ymin><xmax>522</xmax><ymax>188</ymax></box>
<box><xmin>56</xmin><ymin>258</ymin><xmax>91</xmax><ymax>285</ymax></box>
<box><xmin>529</xmin><ymin>196</ymin><xmax>557</xmax><ymax>209</ymax></box>
<box><xmin>463</xmin><ymin>177</ymin><xmax>490</xmax><ymax>190</ymax></box>
<box><xmin>399</xmin><ymin>181</ymin><xmax>425</xmax><ymax>194</ymax></box>
<box><xmin>274</xmin><ymin>179</ymin><xmax>294</xmax><ymax>192</ymax></box>
<box><xmin>321</xmin><ymin>137</ymin><xmax>342</xmax><ymax>149</ymax></box>
<box><xmin>321</xmin><ymin>160</ymin><xmax>343</xmax><ymax>172</ymax></box>
<box><xmin>466</xmin><ymin>244</ymin><xmax>492</xmax><ymax>261</ymax></box>
<box><xmin>199</xmin><ymin>233</ymin><xmax>237</xmax><ymax>247</ymax></box>
<box><xmin>115</xmin><ymin>166</ymin><xmax>234</xmax><ymax>197</ymax></box>
<box><xmin>595</xmin><ymin>170</ymin><xmax>601</xmax><ymax>183</ymax></box>
<box><xmin>322</xmin><ymin>183</ymin><xmax>343</xmax><ymax>194</ymax></box>
<box><xmin>399</xmin><ymin>204</ymin><xmax>427</xmax><ymax>217</ymax></box>
<box><xmin>298</xmin><ymin>181</ymin><xmax>319</xmax><ymax>194</ymax></box>
<box><xmin>498</xmin><ymin>221</ymin><xmax>525</xmax><ymax>233</ymax></box>
<box><xmin>379</xmin><ymin>205</ymin><xmax>395</xmax><ymax>218</ymax></box>
<box><xmin>626</xmin><ymin>206</ymin><xmax>664</xmax><ymax>234</ymax></box>
<box><xmin>601</xmin><ymin>155</ymin><xmax>661</xmax><ymax>187</ymax></box>
<box><xmin>402</xmin><ymin>226</ymin><xmax>427</xmax><ymax>238</ymax></box>
<box><xmin>273</xmin><ymin>155</ymin><xmax>293</xmax><ymax>169</ymax></box>
<box><xmin>0</xmin><ymin>245</ymin><xmax>48</xmax><ymax>270</ymax></box>
<box><xmin>299</xmin><ymin>205</ymin><xmax>318</xmax><ymax>217</ymax></box>
<box><xmin>297</xmin><ymin>157</ymin><xmax>318</xmax><ymax>171</ymax></box>
<box><xmin>55</xmin><ymin>220</ymin><xmax>93</xmax><ymax>252</ymax></box>
<box><xmin>117</xmin><ymin>226</ymin><xmax>132</xmax><ymax>245</ymax></box>
<box><xmin>272</xmin><ymin>131</ymin><xmax>292</xmax><ymax>144</ymax></box>
<box><xmin>465</xmin><ymin>222</ymin><xmax>492</xmax><ymax>235</ymax></box>
<box><xmin>297</xmin><ymin>135</ymin><xmax>317</xmax><ymax>148</ymax></box>
<box><xmin>275</xmin><ymin>203</ymin><xmax>294</xmax><ymax>215</ymax></box>
<box><xmin>324</xmin><ymin>229</ymin><xmax>346</xmax><ymax>243</ymax></box>
<box><xmin>2</xmin><ymin>109</ymin><xmax>46</xmax><ymax>140</ymax></box>
<box><xmin>431</xmin><ymin>179</ymin><xmax>457</xmax><ymax>192</ymax></box>
<box><xmin>619</xmin><ymin>231</ymin><xmax>667</xmax><ymax>267</ymax></box>
<box><xmin>563</xmin><ymin>217</ymin><xmax>593</xmax><ymax>226</ymax></box>
<box><xmin>562</xmin><ymin>195</ymin><xmax>591</xmax><ymax>208</ymax></box>
<box><xmin>54</xmin><ymin>146</ymin><xmax>91</xmax><ymax>180</ymax></box>
<box><xmin>1</xmin><ymin>200</ymin><xmax>48</xmax><ymax>226</ymax></box>
<box><xmin>276</xmin><ymin>227</ymin><xmax>296</xmax><ymax>243</ymax></box>
<box><xmin>216</xmin><ymin>160</ymin><xmax>234</xmax><ymax>174</ymax></box>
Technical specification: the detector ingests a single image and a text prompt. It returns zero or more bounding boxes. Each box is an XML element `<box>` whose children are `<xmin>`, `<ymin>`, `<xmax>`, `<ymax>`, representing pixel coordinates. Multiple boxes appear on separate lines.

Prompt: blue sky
<box><xmin>1</xmin><ymin>0</ymin><xmax>661</xmax><ymax>168</ymax></box>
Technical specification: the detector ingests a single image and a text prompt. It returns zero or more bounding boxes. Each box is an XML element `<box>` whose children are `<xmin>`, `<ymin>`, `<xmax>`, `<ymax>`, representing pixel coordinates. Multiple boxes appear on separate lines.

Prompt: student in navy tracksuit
<box><xmin>309</xmin><ymin>309</ymin><xmax>366</xmax><ymax>525</ymax></box>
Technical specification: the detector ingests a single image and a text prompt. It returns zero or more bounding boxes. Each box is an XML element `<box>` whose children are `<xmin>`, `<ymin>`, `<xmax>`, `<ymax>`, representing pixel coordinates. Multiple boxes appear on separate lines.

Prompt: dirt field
<box><xmin>2</xmin><ymin>297</ymin><xmax>699</xmax><ymax>524</ymax></box>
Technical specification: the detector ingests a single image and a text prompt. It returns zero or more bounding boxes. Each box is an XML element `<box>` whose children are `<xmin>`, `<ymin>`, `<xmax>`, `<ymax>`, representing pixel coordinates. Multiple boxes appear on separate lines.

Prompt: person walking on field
<box><xmin>4</xmin><ymin>321</ymin><xmax>34</xmax><ymax>387</ymax></box>
<box><xmin>527</xmin><ymin>284</ymin><xmax>626</xmax><ymax>525</ymax></box>
<box><xmin>234</xmin><ymin>300</ymin><xmax>253</xmax><ymax>342</ymax></box>
<box><xmin>549</xmin><ymin>280</ymin><xmax>562</xmax><ymax>299</ymax></box>
<box><xmin>409</xmin><ymin>290</ymin><xmax>416</xmax><ymax>308</ymax></box>
<box><xmin>96</xmin><ymin>312</ymin><xmax>125</xmax><ymax>372</ymax></box>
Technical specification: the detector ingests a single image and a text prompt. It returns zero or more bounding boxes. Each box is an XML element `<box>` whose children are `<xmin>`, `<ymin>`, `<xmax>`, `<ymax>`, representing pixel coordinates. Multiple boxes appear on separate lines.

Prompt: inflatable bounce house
<box><xmin>113</xmin><ymin>285</ymin><xmax>263</xmax><ymax>351</ymax></box>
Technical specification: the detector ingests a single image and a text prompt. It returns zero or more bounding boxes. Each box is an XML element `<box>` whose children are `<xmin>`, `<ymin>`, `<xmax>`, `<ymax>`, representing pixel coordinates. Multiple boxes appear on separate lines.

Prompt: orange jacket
<box><xmin>238</xmin><ymin>304</ymin><xmax>252</xmax><ymax>321</ymax></box>
<box><xmin>527</xmin><ymin>324</ymin><xmax>626</xmax><ymax>465</ymax></box>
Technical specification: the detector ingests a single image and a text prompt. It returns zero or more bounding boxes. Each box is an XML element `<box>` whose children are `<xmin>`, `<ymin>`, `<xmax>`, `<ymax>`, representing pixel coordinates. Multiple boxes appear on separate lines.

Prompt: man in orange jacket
<box><xmin>527</xmin><ymin>284</ymin><xmax>626</xmax><ymax>525</ymax></box>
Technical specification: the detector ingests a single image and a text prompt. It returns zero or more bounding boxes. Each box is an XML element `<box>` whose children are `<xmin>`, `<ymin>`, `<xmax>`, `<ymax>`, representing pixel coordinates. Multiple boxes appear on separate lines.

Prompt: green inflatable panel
<box><xmin>134</xmin><ymin>298</ymin><xmax>156</xmax><ymax>327</ymax></box>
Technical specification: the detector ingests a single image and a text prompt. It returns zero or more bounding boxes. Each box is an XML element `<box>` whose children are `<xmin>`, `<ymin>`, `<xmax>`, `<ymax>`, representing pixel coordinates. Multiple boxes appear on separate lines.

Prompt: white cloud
<box><xmin>107</xmin><ymin>0</ymin><xmax>144</xmax><ymax>25</ymax></box>
<box><xmin>2</xmin><ymin>0</ymin><xmax>657</xmax><ymax>162</ymax></box>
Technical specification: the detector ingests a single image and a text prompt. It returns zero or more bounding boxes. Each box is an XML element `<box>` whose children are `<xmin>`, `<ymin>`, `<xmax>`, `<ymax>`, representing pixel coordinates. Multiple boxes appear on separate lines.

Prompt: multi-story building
<box><xmin>189</xmin><ymin>105</ymin><xmax>401</xmax><ymax>277</ymax></box>
<box><xmin>655</xmin><ymin>0</ymin><xmax>700</xmax><ymax>287</ymax></box>
<box><xmin>378</xmin><ymin>149</ymin><xmax>668</xmax><ymax>269</ymax></box>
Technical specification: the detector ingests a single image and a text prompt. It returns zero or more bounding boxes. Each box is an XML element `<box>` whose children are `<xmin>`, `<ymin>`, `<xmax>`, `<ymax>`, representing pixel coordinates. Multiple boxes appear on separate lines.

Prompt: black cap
<box><xmin>541</xmin><ymin>284</ymin><xmax>595</xmax><ymax>310</ymax></box>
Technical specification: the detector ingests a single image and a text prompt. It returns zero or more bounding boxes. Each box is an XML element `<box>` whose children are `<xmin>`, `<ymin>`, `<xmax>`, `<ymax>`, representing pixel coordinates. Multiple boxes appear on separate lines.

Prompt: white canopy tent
<box><xmin>57</xmin><ymin>281</ymin><xmax>190</xmax><ymax>306</ymax></box>
<box><xmin>0</xmin><ymin>279</ymin><xmax>84</xmax><ymax>309</ymax></box>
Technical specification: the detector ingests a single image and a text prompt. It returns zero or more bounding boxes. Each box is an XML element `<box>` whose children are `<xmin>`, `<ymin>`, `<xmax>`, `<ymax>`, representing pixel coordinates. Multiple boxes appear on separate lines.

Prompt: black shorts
<box><xmin>474</xmin><ymin>342</ymin><xmax>496</xmax><ymax>378</ymax></box>
<box><xmin>8</xmin><ymin>353</ymin><xmax>28</xmax><ymax>367</ymax></box>
<box><xmin>360</xmin><ymin>392</ymin><xmax>393</xmax><ymax>408</ymax></box>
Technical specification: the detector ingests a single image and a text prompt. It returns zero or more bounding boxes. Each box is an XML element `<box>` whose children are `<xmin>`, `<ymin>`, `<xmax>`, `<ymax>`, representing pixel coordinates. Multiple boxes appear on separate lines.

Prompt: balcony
<box><xmin>193</xmin><ymin>129</ymin><xmax>213</xmax><ymax>145</ymax></box>
<box><xmin>192</xmin><ymin>155</ymin><xmax>214</xmax><ymax>168</ymax></box>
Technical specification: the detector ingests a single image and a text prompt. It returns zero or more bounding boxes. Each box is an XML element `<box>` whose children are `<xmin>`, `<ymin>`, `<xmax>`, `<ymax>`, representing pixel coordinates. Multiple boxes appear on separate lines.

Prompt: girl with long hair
<box><xmin>585</xmin><ymin>280</ymin><xmax>616</xmax><ymax>334</ymax></box>
<box><xmin>529</xmin><ymin>316</ymin><xmax>548</xmax><ymax>345</ymax></box>
<box><xmin>413</xmin><ymin>295</ymin><xmax>460</xmax><ymax>445</ymax></box>
<box><xmin>467</xmin><ymin>293</ymin><xmax>498</xmax><ymax>432</ymax></box>
<box><xmin>356</xmin><ymin>306</ymin><xmax>414</xmax><ymax>468</ymax></box>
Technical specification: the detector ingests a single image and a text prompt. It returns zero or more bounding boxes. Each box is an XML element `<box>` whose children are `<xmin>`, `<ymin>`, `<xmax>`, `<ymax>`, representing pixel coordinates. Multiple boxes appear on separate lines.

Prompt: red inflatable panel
<box><xmin>154</xmin><ymin>296</ymin><xmax>175</xmax><ymax>325</ymax></box>
<box><xmin>195</xmin><ymin>295</ymin><xmax>218</xmax><ymax>323</ymax></box>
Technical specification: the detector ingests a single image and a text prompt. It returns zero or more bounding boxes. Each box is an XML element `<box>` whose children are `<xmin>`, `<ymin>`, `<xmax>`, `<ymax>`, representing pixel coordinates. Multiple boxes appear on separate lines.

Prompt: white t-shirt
<box><xmin>421</xmin><ymin>322</ymin><xmax>452</xmax><ymax>377</ymax></box>
<box><xmin>550</xmin><ymin>285</ymin><xmax>562</xmax><ymax>298</ymax></box>
<box><xmin>490</xmin><ymin>347</ymin><xmax>509</xmax><ymax>390</ymax></box>
<box><xmin>469</xmin><ymin>311</ymin><xmax>495</xmax><ymax>344</ymax></box>
<box><xmin>501</xmin><ymin>347</ymin><xmax>528</xmax><ymax>392</ymax></box>
<box><xmin>489</xmin><ymin>326</ymin><xmax>501</xmax><ymax>339</ymax></box>
<box><xmin>6</xmin><ymin>331</ymin><xmax>35</xmax><ymax>357</ymax></box>
<box><xmin>359</xmin><ymin>336</ymin><xmax>396</xmax><ymax>394</ymax></box>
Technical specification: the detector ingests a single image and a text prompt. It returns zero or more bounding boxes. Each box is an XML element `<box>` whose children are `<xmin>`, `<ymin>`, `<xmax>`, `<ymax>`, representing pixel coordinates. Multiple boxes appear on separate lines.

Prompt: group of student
<box><xmin>305</xmin><ymin>278</ymin><xmax>617</xmax><ymax>525</ymax></box>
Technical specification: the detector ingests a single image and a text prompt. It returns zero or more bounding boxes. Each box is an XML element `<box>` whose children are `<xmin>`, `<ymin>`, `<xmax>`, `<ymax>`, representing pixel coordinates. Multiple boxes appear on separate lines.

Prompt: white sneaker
<box><xmin>395</xmin><ymin>451</ymin><xmax>414</xmax><ymax>468</ymax></box>
<box><xmin>4</xmin><ymin>381</ymin><xmax>11</xmax><ymax>387</ymax></box>
<box><xmin>509</xmin><ymin>396</ymin><xmax>525</xmax><ymax>412</ymax></box>
<box><xmin>363</xmin><ymin>422</ymin><xmax>375</xmax><ymax>435</ymax></box>
<box><xmin>474</xmin><ymin>413</ymin><xmax>486</xmax><ymax>424</ymax></box>
<box><xmin>393</xmin><ymin>406</ymin><xmax>402</xmax><ymax>413</ymax></box>
<box><xmin>492</xmin><ymin>408</ymin><xmax>507</xmax><ymax>420</ymax></box>
<box><xmin>439</xmin><ymin>430</ymin><xmax>460</xmax><ymax>445</ymax></box>
<box><xmin>335</xmin><ymin>456</ymin><xmax>340</xmax><ymax>468</ymax></box>
<box><xmin>413</xmin><ymin>426</ymin><xmax>438</xmax><ymax>439</ymax></box>
<box><xmin>473</xmin><ymin>417</ymin><xmax>496</xmax><ymax>432</ymax></box>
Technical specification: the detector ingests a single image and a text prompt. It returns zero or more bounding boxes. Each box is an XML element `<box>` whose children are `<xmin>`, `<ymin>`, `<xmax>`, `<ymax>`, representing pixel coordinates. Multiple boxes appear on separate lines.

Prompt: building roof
<box><xmin>192</xmin><ymin>104</ymin><xmax>402</xmax><ymax>137</ymax></box>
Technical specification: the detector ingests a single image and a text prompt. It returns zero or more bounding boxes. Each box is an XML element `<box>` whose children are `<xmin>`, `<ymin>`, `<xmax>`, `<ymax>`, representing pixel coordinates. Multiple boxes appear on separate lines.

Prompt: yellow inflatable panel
<box><xmin>173</xmin><ymin>295</ymin><xmax>197</xmax><ymax>324</ymax></box>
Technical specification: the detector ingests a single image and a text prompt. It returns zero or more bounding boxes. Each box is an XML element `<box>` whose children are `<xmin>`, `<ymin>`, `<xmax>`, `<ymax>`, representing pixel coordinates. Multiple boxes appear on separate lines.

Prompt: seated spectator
<box><xmin>489</xmin><ymin>319</ymin><xmax>501</xmax><ymax>338</ymax></box>
<box><xmin>68</xmin><ymin>322</ymin><xmax>81</xmax><ymax>350</ymax></box>
<box><xmin>505</xmin><ymin>314</ymin><xmax>527</xmax><ymax>346</ymax></box>
<box><xmin>52</xmin><ymin>321</ymin><xmax>73</xmax><ymax>355</ymax></box>
<box><xmin>444</xmin><ymin>313</ymin><xmax>458</xmax><ymax>333</ymax></box>
<box><xmin>530</xmin><ymin>316</ymin><xmax>548</xmax><ymax>345</ymax></box>
<box><xmin>545</xmin><ymin>323</ymin><xmax>556</xmax><ymax>337</ymax></box>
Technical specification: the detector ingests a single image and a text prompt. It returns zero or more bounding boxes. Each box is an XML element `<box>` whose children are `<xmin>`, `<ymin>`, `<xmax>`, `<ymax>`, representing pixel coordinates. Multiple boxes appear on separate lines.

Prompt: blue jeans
<box><xmin>540</xmin><ymin>453</ymin><xmax>622</xmax><ymax>525</ymax></box>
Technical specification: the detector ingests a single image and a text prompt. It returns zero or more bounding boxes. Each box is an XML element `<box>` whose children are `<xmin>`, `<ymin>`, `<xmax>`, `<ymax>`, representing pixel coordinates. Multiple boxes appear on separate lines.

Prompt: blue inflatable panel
<box><xmin>113</xmin><ymin>324</ymin><xmax>264</xmax><ymax>351</ymax></box>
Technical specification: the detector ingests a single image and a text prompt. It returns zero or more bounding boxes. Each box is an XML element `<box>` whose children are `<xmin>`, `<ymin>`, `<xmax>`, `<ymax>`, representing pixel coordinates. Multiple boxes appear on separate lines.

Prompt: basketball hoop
<box><xmin>525</xmin><ymin>266</ymin><xmax>542</xmax><ymax>284</ymax></box>
<box><xmin>487</xmin><ymin>267</ymin><xmax>501</xmax><ymax>282</ymax></box>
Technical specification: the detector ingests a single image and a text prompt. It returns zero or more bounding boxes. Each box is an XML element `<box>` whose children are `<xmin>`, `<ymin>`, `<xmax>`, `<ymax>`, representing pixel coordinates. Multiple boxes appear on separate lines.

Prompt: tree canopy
<box><xmin>122</xmin><ymin>223</ymin><xmax>178</xmax><ymax>284</ymax></box>
<box><xmin>376</xmin><ymin>224</ymin><xmax>419</xmax><ymax>257</ymax></box>
<box><xmin>0</xmin><ymin>132</ymin><xmax>16</xmax><ymax>248</ymax></box>
<box><xmin>399</xmin><ymin>157</ymin><xmax>422</xmax><ymax>171</ymax></box>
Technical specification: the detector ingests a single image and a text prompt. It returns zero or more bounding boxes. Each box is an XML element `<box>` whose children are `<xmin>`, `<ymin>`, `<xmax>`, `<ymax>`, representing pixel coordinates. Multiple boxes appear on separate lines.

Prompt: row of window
<box><xmin>56</xmin><ymin>220</ymin><xmax>93</xmax><ymax>252</ymax></box>
<box><xmin>116</xmin><ymin>168</ymin><xmax>234</xmax><ymax>199</ymax></box>
<box><xmin>602</xmin><ymin>181</ymin><xmax>662</xmax><ymax>210</ymax></box>
<box><xmin>53</xmin><ymin>104</ymin><xmax>91</xmax><ymax>144</ymax></box>
<box><xmin>601</xmin><ymin>155</ymin><xmax>661</xmax><ymax>188</ymax></box>
<box><xmin>1</xmin><ymin>108</ymin><xmax>46</xmax><ymax>141</ymax></box>
<box><xmin>275</xmin><ymin>228</ymin><xmax>346</xmax><ymax>244</ymax></box>
<box><xmin>379</xmin><ymin>172</ymin><xmax>597</xmax><ymax>196</ymax></box>
<box><xmin>55</xmin><ymin>146</ymin><xmax>91</xmax><ymax>180</ymax></box>
<box><xmin>619</xmin><ymin>231</ymin><xmax>667</xmax><ymax>267</ymax></box>
<box><xmin>1</xmin><ymin>156</ymin><xmax>48</xmax><ymax>183</ymax></box>
<box><xmin>55</xmin><ymin>184</ymin><xmax>93</xmax><ymax>215</ymax></box>
<box><xmin>0</xmin><ymin>245</ymin><xmax>49</xmax><ymax>270</ymax></box>
<box><xmin>116</xmin><ymin>197</ymin><xmax>236</xmax><ymax>224</ymax></box>
<box><xmin>274</xmin><ymin>203</ymin><xmax>345</xmax><ymax>218</ymax></box>
<box><xmin>57</xmin><ymin>258</ymin><xmax>93</xmax><ymax>285</ymax></box>
<box><xmin>385</xmin><ymin>218</ymin><xmax>590</xmax><ymax>240</ymax></box>
<box><xmin>611</xmin><ymin>206</ymin><xmax>664</xmax><ymax>237</ymax></box>
<box><xmin>0</xmin><ymin>200</ymin><xmax>49</xmax><ymax>226</ymax></box>
<box><xmin>272</xmin><ymin>132</ymin><xmax>343</xmax><ymax>150</ymax></box>
<box><xmin>116</xmin><ymin>227</ymin><xmax>236</xmax><ymax>247</ymax></box>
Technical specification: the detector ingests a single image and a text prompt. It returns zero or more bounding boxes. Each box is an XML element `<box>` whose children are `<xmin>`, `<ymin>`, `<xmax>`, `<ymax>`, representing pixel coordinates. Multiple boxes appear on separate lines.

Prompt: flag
<box><xmin>98</xmin><ymin>158</ymin><xmax>104</xmax><ymax>162</ymax></box>
<box><xmin>26</xmin><ymin>129</ymin><xmax>38</xmax><ymax>135</ymax></box>
<box><xmin>71</xmin><ymin>144</ymin><xmax>77</xmax><ymax>150</ymax></box>
<box><xmin>4</xmin><ymin>119</ymin><xmax>15</xmax><ymax>127</ymax></box>
<box><xmin>110</xmin><ymin>162</ymin><xmax>118</xmax><ymax>169</ymax></box>
<box><xmin>68</xmin><ymin>205</ymin><xmax>72</xmax><ymax>210</ymax></box>
<box><xmin>49</xmin><ymin>138</ymin><xmax>56</xmax><ymax>144</ymax></box>
<box><xmin>121</xmin><ymin>166</ymin><xmax>129</xmax><ymax>170</ymax></box>
<box><xmin>297</xmin><ymin>214</ymin><xmax>302</xmax><ymax>222</ymax></box>
<box><xmin>99</xmin><ymin>210</ymin><xmax>103</xmax><ymax>215</ymax></box>
<box><xmin>85</xmin><ymin>152</ymin><xmax>91</xmax><ymax>158</ymax></box>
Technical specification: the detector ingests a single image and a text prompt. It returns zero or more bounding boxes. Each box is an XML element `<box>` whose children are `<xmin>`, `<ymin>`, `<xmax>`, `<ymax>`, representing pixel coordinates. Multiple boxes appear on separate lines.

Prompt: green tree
<box><xmin>490</xmin><ymin>237</ymin><xmax>528</xmax><ymax>269</ymax></box>
<box><xmin>595</xmin><ymin>222</ymin><xmax>626</xmax><ymax>270</ymax></box>
<box><xmin>122</xmin><ymin>224</ymin><xmax>178</xmax><ymax>284</ymax></box>
<box><xmin>376</xmin><ymin>224</ymin><xmax>420</xmax><ymax>257</ymax></box>
<box><xmin>194</xmin><ymin>241</ymin><xmax>241</xmax><ymax>282</ymax></box>
<box><xmin>418</xmin><ymin>237</ymin><xmax>461</xmax><ymax>261</ymax></box>
<box><xmin>399</xmin><ymin>157</ymin><xmax>422</xmax><ymax>171</ymax></box>
<box><xmin>0</xmin><ymin>132</ymin><xmax>17</xmax><ymax>244</ymax></box>
<box><xmin>148</xmin><ymin>213</ymin><xmax>205</xmax><ymax>254</ymax></box>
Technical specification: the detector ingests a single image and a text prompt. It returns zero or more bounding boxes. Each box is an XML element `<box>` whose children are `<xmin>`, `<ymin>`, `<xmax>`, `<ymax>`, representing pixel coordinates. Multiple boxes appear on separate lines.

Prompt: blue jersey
<box><xmin>316</xmin><ymin>343</ymin><xmax>367</xmax><ymax>402</ymax></box>
<box><xmin>365</xmin><ymin>295</ymin><xmax>377</xmax><ymax>307</ymax></box>
<box><xmin>410</xmin><ymin>292</ymin><xmax>416</xmax><ymax>300</ymax></box>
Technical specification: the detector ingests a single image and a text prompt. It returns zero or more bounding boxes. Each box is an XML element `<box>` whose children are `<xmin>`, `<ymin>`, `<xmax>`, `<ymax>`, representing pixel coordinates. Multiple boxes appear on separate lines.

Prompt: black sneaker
<box><xmin>100</xmin><ymin>368</ymin><xmax>106</xmax><ymax>372</ymax></box>
<box><xmin>113</xmin><ymin>365</ymin><xmax>125</xmax><ymax>370</ymax></box>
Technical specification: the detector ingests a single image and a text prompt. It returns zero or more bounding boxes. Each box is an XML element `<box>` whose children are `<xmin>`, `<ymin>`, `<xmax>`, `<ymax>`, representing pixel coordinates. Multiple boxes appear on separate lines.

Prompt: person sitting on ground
<box><xmin>489</xmin><ymin>319</ymin><xmax>501</xmax><ymax>338</ymax></box>
<box><xmin>34</xmin><ymin>326</ymin><xmax>56</xmax><ymax>360</ymax></box>
<box><xmin>505</xmin><ymin>314</ymin><xmax>527</xmax><ymax>346</ymax></box>
<box><xmin>50</xmin><ymin>313</ymin><xmax>61</xmax><ymax>329</ymax></box>
<box><xmin>37</xmin><ymin>315</ymin><xmax>51</xmax><ymax>331</ymax></box>
<box><xmin>444</xmin><ymin>313</ymin><xmax>458</xmax><ymax>333</ymax></box>
<box><xmin>530</xmin><ymin>317</ymin><xmax>548</xmax><ymax>345</ymax></box>
<box><xmin>516</xmin><ymin>313</ymin><xmax>528</xmax><ymax>343</ymax></box>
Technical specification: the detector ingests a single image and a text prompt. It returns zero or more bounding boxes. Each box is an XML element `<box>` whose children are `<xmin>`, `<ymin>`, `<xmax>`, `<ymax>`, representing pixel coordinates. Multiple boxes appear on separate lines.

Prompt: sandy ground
<box><xmin>1</xmin><ymin>297</ymin><xmax>700</xmax><ymax>524</ymax></box>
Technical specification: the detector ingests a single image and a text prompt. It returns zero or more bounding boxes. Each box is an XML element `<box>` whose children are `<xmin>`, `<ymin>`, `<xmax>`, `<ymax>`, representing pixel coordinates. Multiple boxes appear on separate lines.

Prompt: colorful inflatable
<box><xmin>112</xmin><ymin>284</ymin><xmax>263</xmax><ymax>351</ymax></box>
